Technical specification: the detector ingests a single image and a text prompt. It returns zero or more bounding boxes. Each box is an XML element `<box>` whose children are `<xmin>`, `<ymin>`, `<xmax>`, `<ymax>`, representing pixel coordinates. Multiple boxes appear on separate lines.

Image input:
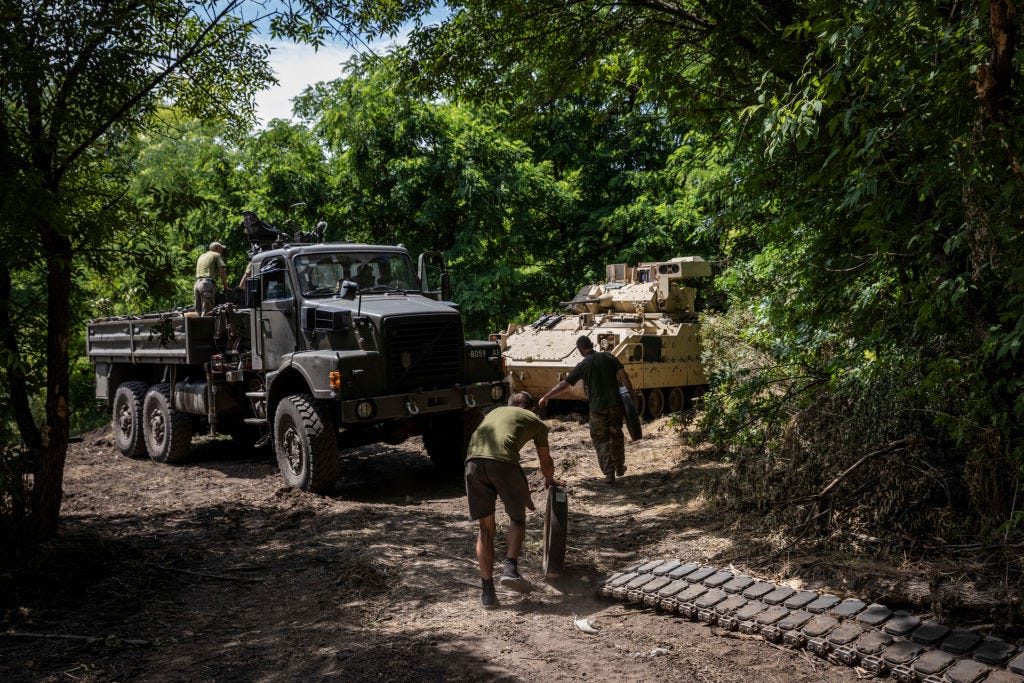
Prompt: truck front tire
<box><xmin>113</xmin><ymin>381</ymin><xmax>149</xmax><ymax>458</ymax></box>
<box><xmin>424</xmin><ymin>409</ymin><xmax>482</xmax><ymax>475</ymax></box>
<box><xmin>143</xmin><ymin>384</ymin><xmax>193</xmax><ymax>464</ymax></box>
<box><xmin>274</xmin><ymin>394</ymin><xmax>340</xmax><ymax>493</ymax></box>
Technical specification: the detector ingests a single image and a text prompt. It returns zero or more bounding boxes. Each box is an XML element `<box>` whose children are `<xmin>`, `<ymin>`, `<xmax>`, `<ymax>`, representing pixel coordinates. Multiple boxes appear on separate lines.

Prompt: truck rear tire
<box><xmin>424</xmin><ymin>409</ymin><xmax>481</xmax><ymax>475</ymax></box>
<box><xmin>143</xmin><ymin>384</ymin><xmax>193</xmax><ymax>464</ymax></box>
<box><xmin>113</xmin><ymin>381</ymin><xmax>149</xmax><ymax>458</ymax></box>
<box><xmin>274</xmin><ymin>394</ymin><xmax>339</xmax><ymax>493</ymax></box>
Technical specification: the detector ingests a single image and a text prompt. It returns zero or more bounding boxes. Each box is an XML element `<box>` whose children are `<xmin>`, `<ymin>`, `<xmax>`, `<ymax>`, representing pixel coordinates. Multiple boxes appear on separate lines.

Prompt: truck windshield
<box><xmin>295</xmin><ymin>252</ymin><xmax>418</xmax><ymax>297</ymax></box>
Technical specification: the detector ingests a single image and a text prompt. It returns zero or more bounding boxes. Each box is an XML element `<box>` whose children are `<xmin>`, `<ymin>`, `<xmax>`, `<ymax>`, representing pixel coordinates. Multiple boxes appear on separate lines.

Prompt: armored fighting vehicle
<box><xmin>87</xmin><ymin>214</ymin><xmax>507</xmax><ymax>493</ymax></box>
<box><xmin>496</xmin><ymin>257</ymin><xmax>710</xmax><ymax>419</ymax></box>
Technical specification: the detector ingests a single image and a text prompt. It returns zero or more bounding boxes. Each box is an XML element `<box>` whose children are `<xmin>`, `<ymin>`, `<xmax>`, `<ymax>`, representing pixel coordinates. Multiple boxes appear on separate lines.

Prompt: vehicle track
<box><xmin>601</xmin><ymin>560</ymin><xmax>1024</xmax><ymax>682</ymax></box>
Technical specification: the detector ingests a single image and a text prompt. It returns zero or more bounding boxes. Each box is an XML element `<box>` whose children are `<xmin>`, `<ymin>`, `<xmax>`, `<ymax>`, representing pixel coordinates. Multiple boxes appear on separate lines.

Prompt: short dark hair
<box><xmin>508</xmin><ymin>391</ymin><xmax>535</xmax><ymax>409</ymax></box>
<box><xmin>576</xmin><ymin>335</ymin><xmax>594</xmax><ymax>351</ymax></box>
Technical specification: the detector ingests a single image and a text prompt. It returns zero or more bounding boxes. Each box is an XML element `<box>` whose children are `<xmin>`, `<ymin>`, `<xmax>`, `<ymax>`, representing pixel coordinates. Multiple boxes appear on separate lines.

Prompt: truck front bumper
<box><xmin>337</xmin><ymin>381</ymin><xmax>508</xmax><ymax>424</ymax></box>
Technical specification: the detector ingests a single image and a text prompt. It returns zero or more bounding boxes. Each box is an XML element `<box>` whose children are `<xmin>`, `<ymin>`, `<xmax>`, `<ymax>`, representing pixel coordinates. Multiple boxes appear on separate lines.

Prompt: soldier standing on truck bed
<box><xmin>538</xmin><ymin>335</ymin><xmax>636</xmax><ymax>485</ymax></box>
<box><xmin>194</xmin><ymin>241</ymin><xmax>228</xmax><ymax>315</ymax></box>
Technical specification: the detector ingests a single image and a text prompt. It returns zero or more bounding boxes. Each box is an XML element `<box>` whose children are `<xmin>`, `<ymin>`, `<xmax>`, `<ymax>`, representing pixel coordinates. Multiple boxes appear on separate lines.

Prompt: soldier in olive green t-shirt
<box><xmin>464</xmin><ymin>391</ymin><xmax>562</xmax><ymax>609</ymax></box>
<box><xmin>194</xmin><ymin>241</ymin><xmax>228</xmax><ymax>315</ymax></box>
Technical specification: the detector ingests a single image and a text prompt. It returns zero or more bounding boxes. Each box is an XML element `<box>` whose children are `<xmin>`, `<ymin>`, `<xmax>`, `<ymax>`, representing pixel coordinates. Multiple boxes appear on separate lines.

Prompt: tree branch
<box><xmin>57</xmin><ymin>0</ymin><xmax>248</xmax><ymax>178</ymax></box>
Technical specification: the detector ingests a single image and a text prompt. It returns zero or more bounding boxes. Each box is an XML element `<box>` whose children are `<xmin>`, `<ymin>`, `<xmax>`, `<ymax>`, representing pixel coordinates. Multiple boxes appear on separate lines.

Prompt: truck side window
<box><xmin>263</xmin><ymin>273</ymin><xmax>291</xmax><ymax>301</ymax></box>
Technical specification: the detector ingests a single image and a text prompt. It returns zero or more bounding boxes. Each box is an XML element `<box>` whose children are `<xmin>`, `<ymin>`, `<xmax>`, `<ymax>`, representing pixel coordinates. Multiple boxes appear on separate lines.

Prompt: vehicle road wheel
<box><xmin>274</xmin><ymin>394</ymin><xmax>339</xmax><ymax>493</ymax></box>
<box><xmin>424</xmin><ymin>408</ymin><xmax>482</xmax><ymax>476</ymax></box>
<box><xmin>646</xmin><ymin>388</ymin><xmax>665</xmax><ymax>420</ymax></box>
<box><xmin>112</xmin><ymin>381</ymin><xmax>148</xmax><ymax>458</ymax></box>
<box><xmin>143</xmin><ymin>384</ymin><xmax>193</xmax><ymax>464</ymax></box>
<box><xmin>667</xmin><ymin>387</ymin><xmax>686</xmax><ymax>414</ymax></box>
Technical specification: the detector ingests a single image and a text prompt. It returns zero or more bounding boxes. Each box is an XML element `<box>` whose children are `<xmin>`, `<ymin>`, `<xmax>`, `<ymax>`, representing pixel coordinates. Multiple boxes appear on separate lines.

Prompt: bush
<box><xmin>0</xmin><ymin>445</ymin><xmax>30</xmax><ymax>552</ymax></box>
<box><xmin>697</xmin><ymin>307</ymin><xmax>1016</xmax><ymax>553</ymax></box>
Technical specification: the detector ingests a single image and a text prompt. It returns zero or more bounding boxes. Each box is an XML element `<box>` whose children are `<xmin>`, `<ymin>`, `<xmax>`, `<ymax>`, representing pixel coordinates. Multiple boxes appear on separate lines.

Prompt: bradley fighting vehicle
<box><xmin>86</xmin><ymin>212</ymin><xmax>507</xmax><ymax>493</ymax></box>
<box><xmin>496</xmin><ymin>257</ymin><xmax>711</xmax><ymax>420</ymax></box>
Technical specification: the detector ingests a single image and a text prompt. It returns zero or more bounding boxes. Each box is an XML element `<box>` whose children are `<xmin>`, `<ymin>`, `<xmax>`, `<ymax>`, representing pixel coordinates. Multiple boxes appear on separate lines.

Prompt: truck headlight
<box><xmin>490</xmin><ymin>383</ymin><xmax>505</xmax><ymax>402</ymax></box>
<box><xmin>356</xmin><ymin>400</ymin><xmax>375</xmax><ymax>419</ymax></box>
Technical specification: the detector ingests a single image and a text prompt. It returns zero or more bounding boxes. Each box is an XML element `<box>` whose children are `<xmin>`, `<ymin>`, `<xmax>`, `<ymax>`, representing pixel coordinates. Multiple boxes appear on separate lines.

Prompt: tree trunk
<box><xmin>0</xmin><ymin>263</ymin><xmax>42</xmax><ymax>454</ymax></box>
<box><xmin>30</xmin><ymin>228</ymin><xmax>73</xmax><ymax>539</ymax></box>
<box><xmin>976</xmin><ymin>0</ymin><xmax>1017</xmax><ymax>123</ymax></box>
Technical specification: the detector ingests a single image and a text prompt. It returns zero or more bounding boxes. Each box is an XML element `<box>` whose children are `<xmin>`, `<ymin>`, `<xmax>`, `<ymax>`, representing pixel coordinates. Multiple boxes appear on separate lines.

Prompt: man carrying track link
<box><xmin>538</xmin><ymin>335</ymin><xmax>637</xmax><ymax>484</ymax></box>
<box><xmin>465</xmin><ymin>391</ymin><xmax>563</xmax><ymax>609</ymax></box>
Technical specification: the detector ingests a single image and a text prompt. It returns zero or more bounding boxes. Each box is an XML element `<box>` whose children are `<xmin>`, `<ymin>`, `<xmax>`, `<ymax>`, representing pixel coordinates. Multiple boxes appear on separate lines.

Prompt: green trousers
<box><xmin>589</xmin><ymin>405</ymin><xmax>625</xmax><ymax>476</ymax></box>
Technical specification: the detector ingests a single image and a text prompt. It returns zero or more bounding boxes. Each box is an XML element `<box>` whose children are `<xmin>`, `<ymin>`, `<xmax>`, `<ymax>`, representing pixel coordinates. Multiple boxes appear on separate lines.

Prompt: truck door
<box><xmin>252</xmin><ymin>259</ymin><xmax>299</xmax><ymax>370</ymax></box>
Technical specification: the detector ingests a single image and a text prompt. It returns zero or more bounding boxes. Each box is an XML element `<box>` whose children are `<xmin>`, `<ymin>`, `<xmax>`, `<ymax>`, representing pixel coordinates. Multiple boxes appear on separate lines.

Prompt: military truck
<box><xmin>87</xmin><ymin>220</ymin><xmax>507</xmax><ymax>493</ymax></box>
<box><xmin>496</xmin><ymin>257</ymin><xmax>710</xmax><ymax>419</ymax></box>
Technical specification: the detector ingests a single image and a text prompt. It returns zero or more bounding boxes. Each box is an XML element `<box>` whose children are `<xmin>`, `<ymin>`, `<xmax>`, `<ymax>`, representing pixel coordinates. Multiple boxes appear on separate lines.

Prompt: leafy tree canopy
<box><xmin>397</xmin><ymin>0</ymin><xmax>1024</xmax><ymax>540</ymax></box>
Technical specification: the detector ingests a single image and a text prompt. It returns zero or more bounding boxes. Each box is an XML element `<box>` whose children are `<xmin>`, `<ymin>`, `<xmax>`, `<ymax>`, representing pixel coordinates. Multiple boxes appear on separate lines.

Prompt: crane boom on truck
<box><xmin>87</xmin><ymin>215</ymin><xmax>507</xmax><ymax>493</ymax></box>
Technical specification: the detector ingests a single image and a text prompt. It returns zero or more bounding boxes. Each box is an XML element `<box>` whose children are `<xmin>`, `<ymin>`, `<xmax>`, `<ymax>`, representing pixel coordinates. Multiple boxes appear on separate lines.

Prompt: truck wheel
<box><xmin>143</xmin><ymin>384</ymin><xmax>193</xmax><ymax>464</ymax></box>
<box><xmin>424</xmin><ymin>409</ymin><xmax>481</xmax><ymax>475</ymax></box>
<box><xmin>112</xmin><ymin>381</ymin><xmax>148</xmax><ymax>458</ymax></box>
<box><xmin>646</xmin><ymin>388</ymin><xmax>665</xmax><ymax>420</ymax></box>
<box><xmin>274</xmin><ymin>394</ymin><xmax>339</xmax><ymax>493</ymax></box>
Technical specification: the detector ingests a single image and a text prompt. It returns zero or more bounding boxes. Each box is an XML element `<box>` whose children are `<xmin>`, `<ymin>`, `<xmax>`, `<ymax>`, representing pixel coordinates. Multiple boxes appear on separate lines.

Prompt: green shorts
<box><xmin>464</xmin><ymin>458</ymin><xmax>531</xmax><ymax>522</ymax></box>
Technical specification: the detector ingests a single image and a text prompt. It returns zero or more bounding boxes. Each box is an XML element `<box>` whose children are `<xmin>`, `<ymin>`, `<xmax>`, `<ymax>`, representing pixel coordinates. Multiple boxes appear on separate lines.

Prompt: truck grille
<box><xmin>384</xmin><ymin>315</ymin><xmax>464</xmax><ymax>390</ymax></box>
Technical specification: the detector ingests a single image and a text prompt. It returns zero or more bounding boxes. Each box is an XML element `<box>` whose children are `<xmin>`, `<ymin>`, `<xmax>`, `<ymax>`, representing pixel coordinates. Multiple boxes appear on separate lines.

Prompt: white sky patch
<box><xmin>254</xmin><ymin>41</ymin><xmax>357</xmax><ymax>125</ymax></box>
<box><xmin>253</xmin><ymin>6</ymin><xmax>451</xmax><ymax>125</ymax></box>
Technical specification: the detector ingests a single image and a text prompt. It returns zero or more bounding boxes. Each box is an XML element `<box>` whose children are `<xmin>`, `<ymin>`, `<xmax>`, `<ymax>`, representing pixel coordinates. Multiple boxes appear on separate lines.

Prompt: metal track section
<box><xmin>599</xmin><ymin>560</ymin><xmax>1024</xmax><ymax>682</ymax></box>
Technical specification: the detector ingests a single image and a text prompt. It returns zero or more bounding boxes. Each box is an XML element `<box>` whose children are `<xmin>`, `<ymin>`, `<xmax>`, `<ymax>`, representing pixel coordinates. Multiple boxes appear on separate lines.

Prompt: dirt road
<box><xmin>2</xmin><ymin>415</ymin><xmax>861</xmax><ymax>682</ymax></box>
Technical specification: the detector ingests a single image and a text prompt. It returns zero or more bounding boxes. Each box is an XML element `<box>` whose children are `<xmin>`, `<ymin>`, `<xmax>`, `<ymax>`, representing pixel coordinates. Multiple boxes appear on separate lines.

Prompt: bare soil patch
<box><xmin>0</xmin><ymin>414</ymin><xmax>1002</xmax><ymax>681</ymax></box>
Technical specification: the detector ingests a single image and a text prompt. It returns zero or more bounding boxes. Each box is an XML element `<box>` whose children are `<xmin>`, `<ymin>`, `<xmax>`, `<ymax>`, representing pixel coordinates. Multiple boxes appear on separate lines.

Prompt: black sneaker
<box><xmin>616</xmin><ymin>464</ymin><xmax>627</xmax><ymax>477</ymax></box>
<box><xmin>481</xmin><ymin>580</ymin><xmax>499</xmax><ymax>609</ymax></box>
<box><xmin>604</xmin><ymin>473</ymin><xmax>616</xmax><ymax>484</ymax></box>
<box><xmin>499</xmin><ymin>569</ymin><xmax>534</xmax><ymax>593</ymax></box>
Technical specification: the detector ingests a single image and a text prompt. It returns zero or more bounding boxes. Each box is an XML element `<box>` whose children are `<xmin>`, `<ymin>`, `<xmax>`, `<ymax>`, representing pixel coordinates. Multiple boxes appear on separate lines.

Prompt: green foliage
<box><xmin>294</xmin><ymin>57</ymin><xmax>583</xmax><ymax>336</ymax></box>
<box><xmin>393</xmin><ymin>0</ymin><xmax>1024</xmax><ymax>546</ymax></box>
<box><xmin>0</xmin><ymin>0</ymin><xmax>380</xmax><ymax>540</ymax></box>
<box><xmin>3</xmin><ymin>0</ymin><xmax>1020</xmax><ymax>554</ymax></box>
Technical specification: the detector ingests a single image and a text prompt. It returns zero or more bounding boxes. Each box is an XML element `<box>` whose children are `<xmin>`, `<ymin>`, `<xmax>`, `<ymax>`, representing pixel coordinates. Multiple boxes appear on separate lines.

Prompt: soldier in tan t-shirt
<box><xmin>194</xmin><ymin>241</ymin><xmax>227</xmax><ymax>315</ymax></box>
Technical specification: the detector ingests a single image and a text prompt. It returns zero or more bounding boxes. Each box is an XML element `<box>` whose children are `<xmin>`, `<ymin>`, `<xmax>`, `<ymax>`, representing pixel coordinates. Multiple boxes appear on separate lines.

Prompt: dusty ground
<box><xmin>1</xmin><ymin>413</ymin><xmax>932</xmax><ymax>682</ymax></box>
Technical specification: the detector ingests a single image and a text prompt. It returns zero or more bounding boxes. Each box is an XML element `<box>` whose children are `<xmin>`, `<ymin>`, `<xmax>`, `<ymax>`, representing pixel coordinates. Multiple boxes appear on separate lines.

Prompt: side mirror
<box><xmin>418</xmin><ymin>251</ymin><xmax>449</xmax><ymax>299</ymax></box>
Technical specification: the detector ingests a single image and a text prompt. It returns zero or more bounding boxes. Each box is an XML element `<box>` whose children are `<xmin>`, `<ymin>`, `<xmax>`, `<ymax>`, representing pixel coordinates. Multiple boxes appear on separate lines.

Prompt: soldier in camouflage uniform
<box><xmin>539</xmin><ymin>336</ymin><xmax>636</xmax><ymax>484</ymax></box>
